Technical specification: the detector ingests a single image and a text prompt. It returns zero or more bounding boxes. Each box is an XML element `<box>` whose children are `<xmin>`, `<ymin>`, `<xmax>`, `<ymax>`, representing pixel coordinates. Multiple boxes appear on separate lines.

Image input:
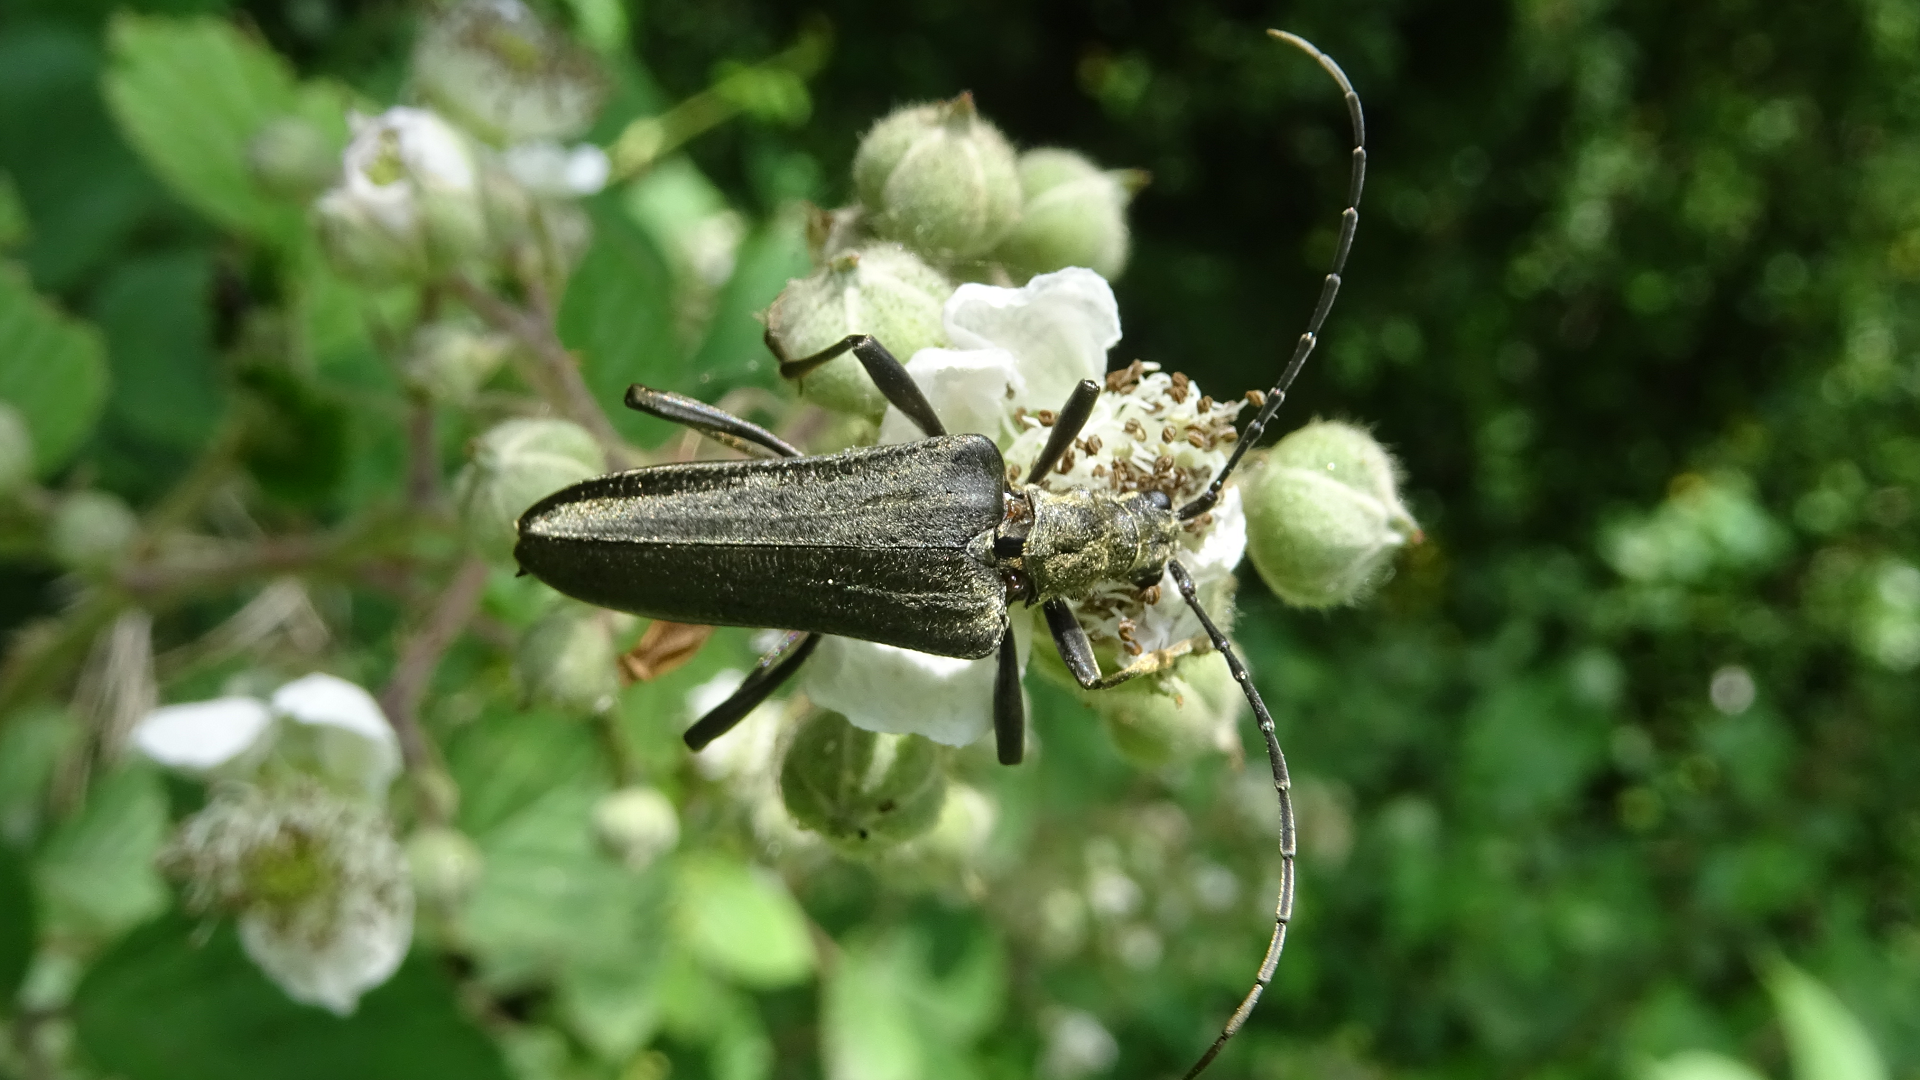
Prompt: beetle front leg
<box><xmin>682</xmin><ymin>631</ymin><xmax>820</xmax><ymax>751</ymax></box>
<box><xmin>991</xmin><ymin>624</ymin><xmax>1024</xmax><ymax>765</ymax></box>
<box><xmin>1043</xmin><ymin>598</ymin><xmax>1103</xmax><ymax>689</ymax></box>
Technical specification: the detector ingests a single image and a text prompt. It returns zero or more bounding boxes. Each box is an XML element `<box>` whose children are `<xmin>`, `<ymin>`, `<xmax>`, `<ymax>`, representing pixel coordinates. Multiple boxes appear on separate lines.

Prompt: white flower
<box><xmin>876</xmin><ymin>267</ymin><xmax>1120</xmax><ymax>446</ymax></box>
<box><xmin>315</xmin><ymin>108</ymin><xmax>485</xmax><ymax>282</ymax></box>
<box><xmin>411</xmin><ymin>0</ymin><xmax>606</xmax><ymax>146</ymax></box>
<box><xmin>804</xmin><ymin>269</ymin><xmax>1245</xmax><ymax>747</ymax></box>
<box><xmin>131</xmin><ymin>673</ymin><xmax>401</xmax><ymax>801</ymax></box>
<box><xmin>501</xmin><ymin>141</ymin><xmax>610</xmax><ymax>198</ymax></box>
<box><xmin>162</xmin><ymin>783</ymin><xmax>413</xmax><ymax>1015</ymax></box>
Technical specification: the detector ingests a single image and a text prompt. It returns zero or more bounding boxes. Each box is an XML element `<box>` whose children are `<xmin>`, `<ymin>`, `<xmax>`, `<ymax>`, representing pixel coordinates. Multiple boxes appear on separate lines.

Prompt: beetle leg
<box><xmin>682</xmin><ymin>632</ymin><xmax>821</xmax><ymax>752</ymax></box>
<box><xmin>771</xmin><ymin>331</ymin><xmax>948</xmax><ymax>438</ymax></box>
<box><xmin>1086</xmin><ymin>633</ymin><xmax>1212</xmax><ymax>689</ymax></box>
<box><xmin>991</xmin><ymin>624</ymin><xmax>1024</xmax><ymax>765</ymax></box>
<box><xmin>1024</xmin><ymin>379</ymin><xmax>1101</xmax><ymax>484</ymax></box>
<box><xmin>1043</xmin><ymin>598</ymin><xmax>1103</xmax><ymax>689</ymax></box>
<box><xmin>624</xmin><ymin>384</ymin><xmax>801</xmax><ymax>458</ymax></box>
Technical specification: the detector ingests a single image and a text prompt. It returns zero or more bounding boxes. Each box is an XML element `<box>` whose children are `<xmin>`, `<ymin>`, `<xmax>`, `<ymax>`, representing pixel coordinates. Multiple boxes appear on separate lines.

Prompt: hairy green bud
<box><xmin>853</xmin><ymin>95</ymin><xmax>1022</xmax><ymax>262</ymax></box>
<box><xmin>515</xmin><ymin>605</ymin><xmax>620</xmax><ymax>715</ymax></box>
<box><xmin>0</xmin><ymin>401</ymin><xmax>32</xmax><ymax>498</ymax></box>
<box><xmin>592</xmin><ymin>786</ymin><xmax>680</xmax><ymax>871</ymax></box>
<box><xmin>455</xmin><ymin>418</ymin><xmax>603</xmax><ymax>559</ymax></box>
<box><xmin>403</xmin><ymin>322</ymin><xmax>513</xmax><ymax>405</ymax></box>
<box><xmin>994</xmin><ymin>149</ymin><xmax>1140</xmax><ymax>281</ymax></box>
<box><xmin>1091</xmin><ymin>652</ymin><xmax>1241</xmax><ymax>768</ymax></box>
<box><xmin>405</xmin><ymin>825</ymin><xmax>484</xmax><ymax>908</ymax></box>
<box><xmin>248</xmin><ymin>116</ymin><xmax>339</xmax><ymax>201</ymax></box>
<box><xmin>766</xmin><ymin>243</ymin><xmax>954</xmax><ymax>417</ymax></box>
<box><xmin>1243</xmin><ymin>421</ymin><xmax>1419</xmax><ymax>608</ymax></box>
<box><xmin>780</xmin><ymin>710</ymin><xmax>947</xmax><ymax>853</ymax></box>
<box><xmin>49</xmin><ymin>490</ymin><xmax>138</xmax><ymax>573</ymax></box>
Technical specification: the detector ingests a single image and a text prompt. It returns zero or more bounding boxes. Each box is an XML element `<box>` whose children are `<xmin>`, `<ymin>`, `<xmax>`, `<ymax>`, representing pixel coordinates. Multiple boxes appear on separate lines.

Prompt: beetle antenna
<box><xmin>1179</xmin><ymin>30</ymin><xmax>1365</xmax><ymax>521</ymax></box>
<box><xmin>1166</xmin><ymin>560</ymin><xmax>1294</xmax><ymax>1078</ymax></box>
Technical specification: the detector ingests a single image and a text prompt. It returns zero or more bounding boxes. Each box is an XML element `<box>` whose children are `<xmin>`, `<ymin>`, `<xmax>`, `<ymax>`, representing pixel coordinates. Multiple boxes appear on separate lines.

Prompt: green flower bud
<box><xmin>994</xmin><ymin>149</ymin><xmax>1141</xmax><ymax>281</ymax></box>
<box><xmin>1090</xmin><ymin>652</ymin><xmax>1240</xmax><ymax>768</ymax></box>
<box><xmin>49</xmin><ymin>490</ymin><xmax>138</xmax><ymax>572</ymax></box>
<box><xmin>515</xmin><ymin>605</ymin><xmax>620</xmax><ymax>715</ymax></box>
<box><xmin>779</xmin><ymin>710</ymin><xmax>947</xmax><ymax>853</ymax></box>
<box><xmin>0</xmin><ymin>400</ymin><xmax>33</xmax><ymax>498</ymax></box>
<box><xmin>403</xmin><ymin>322</ymin><xmax>512</xmax><ymax>405</ymax></box>
<box><xmin>591</xmin><ymin>786</ymin><xmax>680</xmax><ymax>870</ymax></box>
<box><xmin>852</xmin><ymin>95</ymin><xmax>1022</xmax><ymax>262</ymax></box>
<box><xmin>247</xmin><ymin>116</ymin><xmax>339</xmax><ymax>201</ymax></box>
<box><xmin>766</xmin><ymin>243</ymin><xmax>954</xmax><ymax>417</ymax></box>
<box><xmin>454</xmin><ymin>418</ymin><xmax>604</xmax><ymax>560</ymax></box>
<box><xmin>405</xmin><ymin>825</ymin><xmax>484</xmax><ymax>908</ymax></box>
<box><xmin>1243</xmin><ymin>421</ymin><xmax>1418</xmax><ymax>608</ymax></box>
<box><xmin>411</xmin><ymin>0</ymin><xmax>607</xmax><ymax>145</ymax></box>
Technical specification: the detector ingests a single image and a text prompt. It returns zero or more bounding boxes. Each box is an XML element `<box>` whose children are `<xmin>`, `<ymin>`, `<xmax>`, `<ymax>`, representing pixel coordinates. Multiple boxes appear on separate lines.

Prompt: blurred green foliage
<box><xmin>0</xmin><ymin>0</ymin><xmax>1917</xmax><ymax>1079</ymax></box>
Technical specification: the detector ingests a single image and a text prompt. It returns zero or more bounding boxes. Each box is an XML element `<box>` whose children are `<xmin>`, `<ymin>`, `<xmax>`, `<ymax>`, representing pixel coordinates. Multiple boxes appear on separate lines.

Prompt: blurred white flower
<box><xmin>806</xmin><ymin>269</ymin><xmax>1246</xmax><ymax>747</ymax></box>
<box><xmin>315</xmin><ymin>107</ymin><xmax>485</xmax><ymax>282</ymax></box>
<box><xmin>501</xmin><ymin>141</ymin><xmax>610</xmax><ymax>198</ymax></box>
<box><xmin>1041</xmin><ymin>1009</ymin><xmax>1119</xmax><ymax>1079</ymax></box>
<box><xmin>411</xmin><ymin>0</ymin><xmax>606</xmax><ymax>146</ymax></box>
<box><xmin>131</xmin><ymin>673</ymin><xmax>401</xmax><ymax>800</ymax></box>
<box><xmin>163</xmin><ymin>783</ymin><xmax>412</xmax><ymax>1015</ymax></box>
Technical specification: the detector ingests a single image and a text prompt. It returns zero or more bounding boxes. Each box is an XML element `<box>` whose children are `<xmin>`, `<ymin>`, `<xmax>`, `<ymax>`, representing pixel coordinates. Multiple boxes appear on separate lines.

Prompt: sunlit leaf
<box><xmin>1764</xmin><ymin>960</ymin><xmax>1887</xmax><ymax>1080</ymax></box>
<box><xmin>0</xmin><ymin>262</ymin><xmax>109</xmax><ymax>475</ymax></box>
<box><xmin>673</xmin><ymin>853</ymin><xmax>813</xmax><ymax>989</ymax></box>
<box><xmin>33</xmin><ymin>764</ymin><xmax>168</xmax><ymax>942</ymax></box>
<box><xmin>1643</xmin><ymin>1051</ymin><xmax>1772</xmax><ymax>1080</ymax></box>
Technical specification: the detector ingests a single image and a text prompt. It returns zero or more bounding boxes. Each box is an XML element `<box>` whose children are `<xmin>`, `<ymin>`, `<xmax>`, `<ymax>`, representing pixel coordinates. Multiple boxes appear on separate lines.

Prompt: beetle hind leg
<box><xmin>682</xmin><ymin>631</ymin><xmax>820</xmax><ymax>751</ymax></box>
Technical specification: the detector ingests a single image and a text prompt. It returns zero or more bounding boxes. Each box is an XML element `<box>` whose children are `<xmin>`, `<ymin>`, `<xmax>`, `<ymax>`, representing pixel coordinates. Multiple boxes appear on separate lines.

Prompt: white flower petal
<box><xmin>563</xmin><ymin>144</ymin><xmax>610</xmax><ymax>195</ymax></box>
<box><xmin>236</xmin><ymin>861</ymin><xmax>413</xmax><ymax>1015</ymax></box>
<box><xmin>944</xmin><ymin>267</ymin><xmax>1120</xmax><ymax>410</ymax></box>
<box><xmin>132</xmin><ymin>698</ymin><xmax>275</xmax><ymax>773</ymax></box>
<box><xmin>879</xmin><ymin>347</ymin><xmax>1027</xmax><ymax>446</ymax></box>
<box><xmin>803</xmin><ymin>609</ymin><xmax>1033</xmax><ymax>747</ymax></box>
<box><xmin>271</xmin><ymin>675</ymin><xmax>402</xmax><ymax>798</ymax></box>
<box><xmin>1183</xmin><ymin>486</ymin><xmax>1248</xmax><ymax>579</ymax></box>
<box><xmin>501</xmin><ymin>141</ymin><xmax>609</xmax><ymax>198</ymax></box>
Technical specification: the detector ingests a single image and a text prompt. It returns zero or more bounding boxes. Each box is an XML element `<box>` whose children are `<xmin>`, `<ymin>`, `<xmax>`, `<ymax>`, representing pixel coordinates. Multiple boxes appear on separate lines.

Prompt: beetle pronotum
<box><xmin>515</xmin><ymin>29</ymin><xmax>1364</xmax><ymax>1078</ymax></box>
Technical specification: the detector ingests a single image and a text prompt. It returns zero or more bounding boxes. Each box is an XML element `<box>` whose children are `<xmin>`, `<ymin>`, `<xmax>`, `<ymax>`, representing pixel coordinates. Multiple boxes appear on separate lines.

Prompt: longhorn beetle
<box><xmin>515</xmin><ymin>29</ymin><xmax>1363</xmax><ymax>1079</ymax></box>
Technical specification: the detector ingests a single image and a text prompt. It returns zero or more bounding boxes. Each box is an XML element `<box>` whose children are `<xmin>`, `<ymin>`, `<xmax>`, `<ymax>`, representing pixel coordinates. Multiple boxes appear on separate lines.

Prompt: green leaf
<box><xmin>90</xmin><ymin>249</ymin><xmax>225</xmax><ymax>454</ymax></box>
<box><xmin>1764</xmin><ymin>960</ymin><xmax>1887</xmax><ymax>1080</ymax></box>
<box><xmin>462</xmin><ymin>782</ymin><xmax>669</xmax><ymax>994</ymax></box>
<box><xmin>687</xmin><ymin>205</ymin><xmax>812</xmax><ymax>392</ymax></box>
<box><xmin>0</xmin><ymin>261</ymin><xmax>109</xmax><ymax>475</ymax></box>
<box><xmin>0</xmin><ymin>705</ymin><xmax>77</xmax><ymax>847</ymax></box>
<box><xmin>33</xmin><ymin>764</ymin><xmax>168</xmax><ymax>942</ymax></box>
<box><xmin>447</xmin><ymin>704</ymin><xmax>602</xmax><ymax>837</ymax></box>
<box><xmin>0</xmin><ymin>170</ymin><xmax>27</xmax><ymax>249</ymax></box>
<box><xmin>823</xmin><ymin>934</ymin><xmax>924</xmax><ymax>1080</ymax></box>
<box><xmin>102</xmin><ymin>13</ymin><xmax>344</xmax><ymax>245</ymax></box>
<box><xmin>673</xmin><ymin>853</ymin><xmax>814</xmax><ymax>989</ymax></box>
<box><xmin>558</xmin><ymin>200</ymin><xmax>679</xmax><ymax>446</ymax></box>
<box><xmin>74</xmin><ymin>916</ymin><xmax>510</xmax><ymax>1080</ymax></box>
<box><xmin>1642</xmin><ymin>1051</ymin><xmax>1772</xmax><ymax>1080</ymax></box>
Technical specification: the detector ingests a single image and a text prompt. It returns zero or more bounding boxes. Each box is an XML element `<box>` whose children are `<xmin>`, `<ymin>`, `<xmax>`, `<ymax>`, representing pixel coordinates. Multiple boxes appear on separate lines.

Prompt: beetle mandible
<box><xmin>514</xmin><ymin>29</ymin><xmax>1364</xmax><ymax>1079</ymax></box>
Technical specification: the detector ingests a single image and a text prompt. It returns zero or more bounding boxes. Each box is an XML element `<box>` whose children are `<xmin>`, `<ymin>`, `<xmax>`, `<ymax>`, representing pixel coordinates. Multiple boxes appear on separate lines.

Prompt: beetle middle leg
<box><xmin>623</xmin><ymin>384</ymin><xmax>800</xmax><ymax>458</ymax></box>
<box><xmin>1043</xmin><ymin>597</ymin><xmax>1213</xmax><ymax>690</ymax></box>
<box><xmin>991</xmin><ymin>624</ymin><xmax>1024</xmax><ymax>765</ymax></box>
<box><xmin>769</xmin><ymin>331</ymin><xmax>949</xmax><ymax>438</ymax></box>
<box><xmin>682</xmin><ymin>631</ymin><xmax>821</xmax><ymax>751</ymax></box>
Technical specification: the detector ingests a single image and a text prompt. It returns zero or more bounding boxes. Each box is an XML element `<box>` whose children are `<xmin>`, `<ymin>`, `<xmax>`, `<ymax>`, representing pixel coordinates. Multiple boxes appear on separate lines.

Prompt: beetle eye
<box><xmin>1146</xmin><ymin>490</ymin><xmax>1172</xmax><ymax>511</ymax></box>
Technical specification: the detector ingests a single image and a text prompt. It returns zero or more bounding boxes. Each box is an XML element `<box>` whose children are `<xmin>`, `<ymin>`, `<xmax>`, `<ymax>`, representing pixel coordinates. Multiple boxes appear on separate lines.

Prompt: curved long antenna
<box><xmin>1180</xmin><ymin>30</ymin><xmax>1366</xmax><ymax>521</ymax></box>
<box><xmin>1167</xmin><ymin>561</ymin><xmax>1294</xmax><ymax>1079</ymax></box>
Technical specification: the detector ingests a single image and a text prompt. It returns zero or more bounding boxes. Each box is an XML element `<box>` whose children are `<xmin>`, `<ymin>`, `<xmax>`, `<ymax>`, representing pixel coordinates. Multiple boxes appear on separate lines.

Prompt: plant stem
<box><xmin>377</xmin><ymin>555</ymin><xmax>490</xmax><ymax>825</ymax></box>
<box><xmin>448</xmin><ymin>276</ymin><xmax>641</xmax><ymax>468</ymax></box>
